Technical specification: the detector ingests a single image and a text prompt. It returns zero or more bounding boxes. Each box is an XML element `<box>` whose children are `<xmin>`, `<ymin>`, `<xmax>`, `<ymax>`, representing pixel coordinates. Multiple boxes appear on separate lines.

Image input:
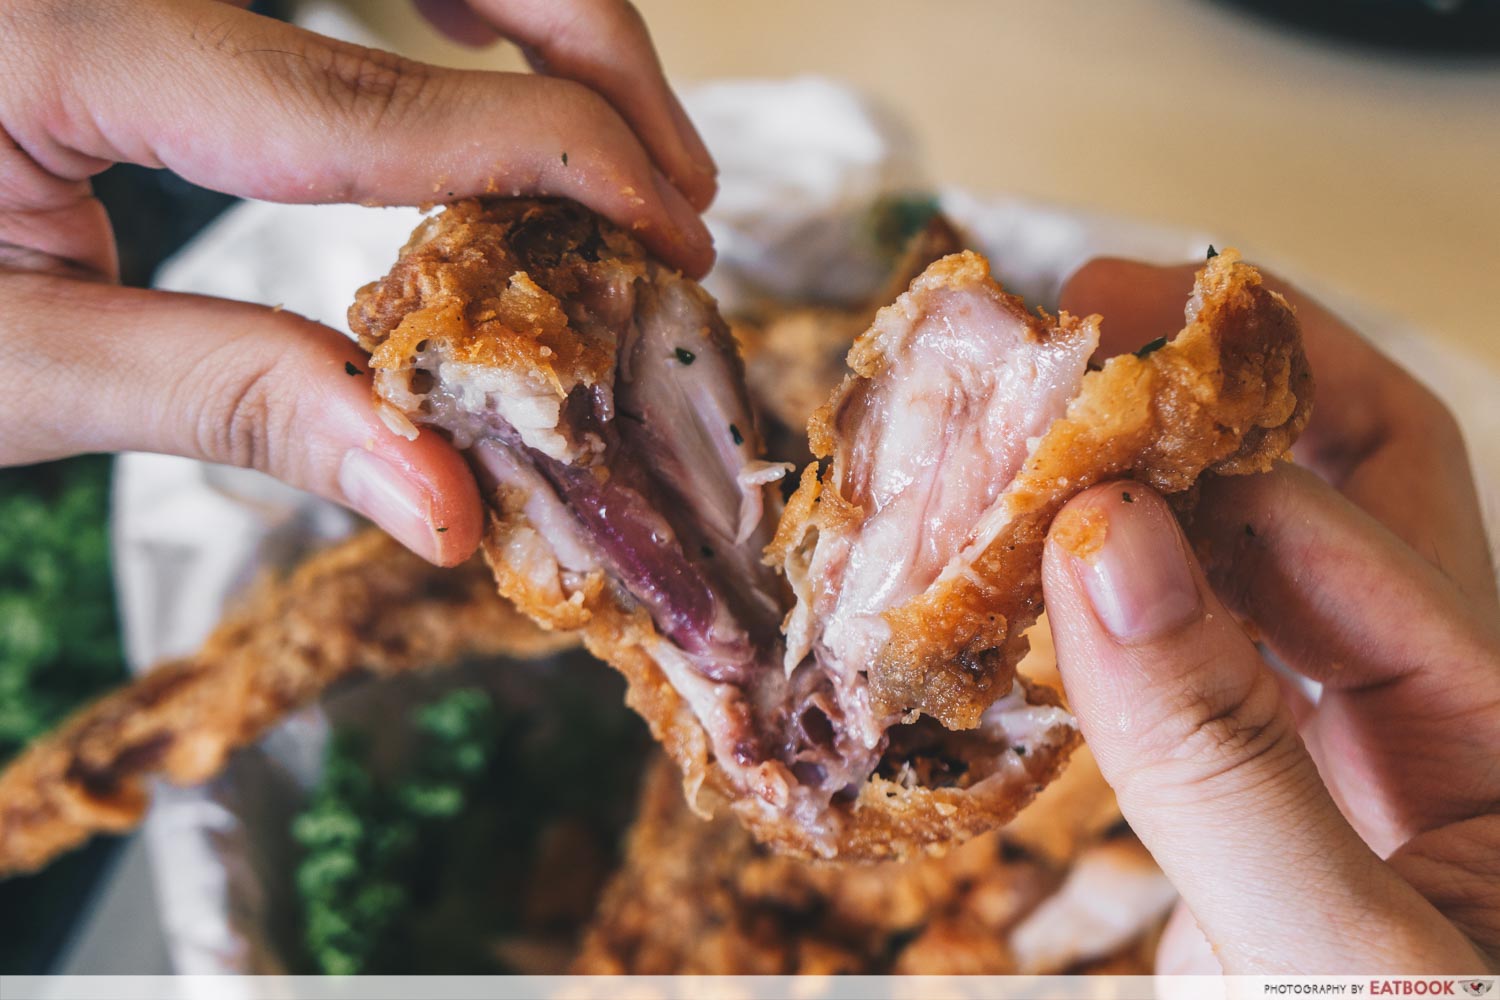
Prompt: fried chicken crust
<box><xmin>352</xmin><ymin>201</ymin><xmax>1087</xmax><ymax>861</ymax></box>
<box><xmin>772</xmin><ymin>248</ymin><xmax>1313</xmax><ymax>731</ymax></box>
<box><xmin>349</xmin><ymin>199</ymin><xmax>648</xmax><ymax>455</ymax></box>
<box><xmin>0</xmin><ymin>529</ymin><xmax>569</xmax><ymax>876</ymax></box>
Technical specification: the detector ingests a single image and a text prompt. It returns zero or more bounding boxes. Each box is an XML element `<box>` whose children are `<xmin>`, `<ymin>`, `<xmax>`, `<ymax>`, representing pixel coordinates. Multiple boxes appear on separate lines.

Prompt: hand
<box><xmin>0</xmin><ymin>0</ymin><xmax>715</xmax><ymax>565</ymax></box>
<box><xmin>1042</xmin><ymin>257</ymin><xmax>1500</xmax><ymax>973</ymax></box>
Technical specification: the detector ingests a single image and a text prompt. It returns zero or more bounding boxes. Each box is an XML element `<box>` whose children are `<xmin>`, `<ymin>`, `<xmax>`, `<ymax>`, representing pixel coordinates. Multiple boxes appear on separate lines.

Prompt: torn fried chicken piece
<box><xmin>573</xmin><ymin>754</ymin><xmax>1047</xmax><ymax>974</ymax></box>
<box><xmin>772</xmin><ymin>246</ymin><xmax>1312</xmax><ymax>736</ymax></box>
<box><xmin>352</xmin><ymin>198</ymin><xmax>1310</xmax><ymax>860</ymax></box>
<box><xmin>0</xmin><ymin>529</ymin><xmax>570</xmax><ymax>876</ymax></box>
<box><xmin>574</xmin><ymin>630</ymin><xmax>1164</xmax><ymax>975</ymax></box>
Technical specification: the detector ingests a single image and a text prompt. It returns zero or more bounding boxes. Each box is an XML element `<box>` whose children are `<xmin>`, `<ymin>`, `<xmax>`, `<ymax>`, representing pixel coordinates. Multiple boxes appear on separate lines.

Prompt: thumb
<box><xmin>2</xmin><ymin>272</ymin><xmax>483</xmax><ymax>566</ymax></box>
<box><xmin>1042</xmin><ymin>482</ymin><xmax>1480</xmax><ymax>973</ymax></box>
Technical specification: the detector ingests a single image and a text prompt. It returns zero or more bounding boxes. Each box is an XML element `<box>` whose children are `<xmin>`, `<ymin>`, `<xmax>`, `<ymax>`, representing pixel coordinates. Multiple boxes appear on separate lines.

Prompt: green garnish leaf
<box><xmin>561</xmin><ymin>152</ymin><xmax>569</xmax><ymax>166</ymax></box>
<box><xmin>1121</xmin><ymin>491</ymin><xmax>1134</xmax><ymax>504</ymax></box>
<box><xmin>674</xmin><ymin>347</ymin><xmax>696</xmax><ymax>365</ymax></box>
<box><xmin>1207</xmin><ymin>245</ymin><xmax>1219</xmax><ymax>259</ymax></box>
<box><xmin>291</xmin><ymin>687</ymin><xmax>499</xmax><ymax>975</ymax></box>
<box><xmin>344</xmin><ymin>362</ymin><xmax>363</xmax><ymax>377</ymax></box>
<box><xmin>729</xmin><ymin>423</ymin><xmax>744</xmax><ymax>446</ymax></box>
<box><xmin>0</xmin><ymin>457</ymin><xmax>124</xmax><ymax>765</ymax></box>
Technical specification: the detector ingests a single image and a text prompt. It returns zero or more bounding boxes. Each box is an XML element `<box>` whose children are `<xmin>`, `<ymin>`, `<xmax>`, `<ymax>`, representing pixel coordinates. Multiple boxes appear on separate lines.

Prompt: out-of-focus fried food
<box><xmin>352</xmin><ymin>199</ymin><xmax>1311</xmax><ymax>861</ymax></box>
<box><xmin>574</xmin><ymin>744</ymin><xmax>1170</xmax><ymax>975</ymax></box>
<box><xmin>0</xmin><ymin>529</ymin><xmax>569</xmax><ymax>876</ymax></box>
<box><xmin>1009</xmin><ymin>835</ymin><xmax>1177</xmax><ymax>974</ymax></box>
<box><xmin>989</xmin><ymin>619</ymin><xmax>1123</xmax><ymax>865</ymax></box>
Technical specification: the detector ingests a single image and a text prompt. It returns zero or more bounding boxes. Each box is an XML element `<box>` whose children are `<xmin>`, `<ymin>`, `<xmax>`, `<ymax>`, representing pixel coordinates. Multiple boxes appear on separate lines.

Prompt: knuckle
<box><xmin>1390</xmin><ymin>817</ymin><xmax>1500</xmax><ymax>949</ymax></box>
<box><xmin>318</xmin><ymin>45</ymin><xmax>435</xmax><ymax>127</ymax></box>
<box><xmin>186</xmin><ymin>344</ymin><xmax>287</xmax><ymax>474</ymax></box>
<box><xmin>546</xmin><ymin>0</ymin><xmax>651</xmax><ymax>74</ymax></box>
<box><xmin>1132</xmin><ymin>664</ymin><xmax>1300</xmax><ymax>800</ymax></box>
<box><xmin>1</xmin><ymin>0</ymin><xmax>111</xmax><ymax>123</ymax></box>
<box><xmin>228</xmin><ymin>27</ymin><xmax>437</xmax><ymax>140</ymax></box>
<box><xmin>613</xmin><ymin>1</ymin><xmax>650</xmax><ymax>39</ymax></box>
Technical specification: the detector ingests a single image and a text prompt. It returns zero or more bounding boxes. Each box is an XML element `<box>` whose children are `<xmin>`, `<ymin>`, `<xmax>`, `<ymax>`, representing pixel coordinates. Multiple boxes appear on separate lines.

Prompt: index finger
<box><xmin>4</xmin><ymin>0</ymin><xmax>712</xmax><ymax>276</ymax></box>
<box><xmin>1060</xmin><ymin>256</ymin><xmax>1496</xmax><ymax>606</ymax></box>
<box><xmin>421</xmin><ymin>0</ymin><xmax>718</xmax><ymax>210</ymax></box>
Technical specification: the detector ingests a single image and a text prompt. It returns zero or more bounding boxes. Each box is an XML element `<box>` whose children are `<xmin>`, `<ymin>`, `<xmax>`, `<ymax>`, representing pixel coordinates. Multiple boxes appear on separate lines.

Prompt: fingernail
<box><xmin>339</xmin><ymin>449</ymin><xmax>442</xmax><ymax>563</ymax></box>
<box><xmin>653</xmin><ymin>170</ymin><xmax>714</xmax><ymax>264</ymax></box>
<box><xmin>1070</xmin><ymin>487</ymin><xmax>1201</xmax><ymax>643</ymax></box>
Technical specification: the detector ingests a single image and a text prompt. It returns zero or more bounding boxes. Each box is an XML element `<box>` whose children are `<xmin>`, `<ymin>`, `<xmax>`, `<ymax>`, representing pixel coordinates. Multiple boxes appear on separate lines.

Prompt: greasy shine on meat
<box><xmin>351</xmin><ymin>199</ymin><xmax>1311</xmax><ymax>859</ymax></box>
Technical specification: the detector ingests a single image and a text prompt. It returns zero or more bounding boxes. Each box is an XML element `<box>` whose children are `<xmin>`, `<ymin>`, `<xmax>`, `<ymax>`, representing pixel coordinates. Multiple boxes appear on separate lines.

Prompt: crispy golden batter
<box><xmin>573</xmin><ymin>754</ymin><xmax>1043</xmax><ymax>974</ymax></box>
<box><xmin>773</xmin><ymin>248</ymin><xmax>1313</xmax><ymax>731</ymax></box>
<box><xmin>348</xmin><ymin>200</ymin><xmax>630</xmax><ymax>386</ymax></box>
<box><xmin>737</xmin><ymin>675</ymin><xmax>1078</xmax><ymax>861</ymax></box>
<box><xmin>0</xmin><ymin>529</ymin><xmax>570</xmax><ymax>876</ymax></box>
<box><xmin>349</xmin><ymin>201</ymin><xmax>640</xmax><ymax>442</ymax></box>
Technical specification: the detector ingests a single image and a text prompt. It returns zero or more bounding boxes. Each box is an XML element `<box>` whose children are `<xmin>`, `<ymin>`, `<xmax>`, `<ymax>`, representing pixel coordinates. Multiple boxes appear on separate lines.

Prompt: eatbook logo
<box><xmin>1462</xmin><ymin>982</ymin><xmax>1494</xmax><ymax>997</ymax></box>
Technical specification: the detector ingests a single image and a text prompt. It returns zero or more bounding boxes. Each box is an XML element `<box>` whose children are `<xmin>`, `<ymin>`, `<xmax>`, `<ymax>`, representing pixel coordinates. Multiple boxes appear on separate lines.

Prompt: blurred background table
<box><xmin>355</xmin><ymin>0</ymin><xmax>1500</xmax><ymax>368</ymax></box>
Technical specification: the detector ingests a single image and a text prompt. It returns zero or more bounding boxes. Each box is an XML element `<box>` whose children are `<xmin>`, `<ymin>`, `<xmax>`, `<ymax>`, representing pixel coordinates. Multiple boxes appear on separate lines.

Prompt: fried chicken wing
<box><xmin>351</xmin><ymin>199</ymin><xmax>1311</xmax><ymax>860</ymax></box>
<box><xmin>0</xmin><ymin>529</ymin><xmax>568</xmax><ymax>876</ymax></box>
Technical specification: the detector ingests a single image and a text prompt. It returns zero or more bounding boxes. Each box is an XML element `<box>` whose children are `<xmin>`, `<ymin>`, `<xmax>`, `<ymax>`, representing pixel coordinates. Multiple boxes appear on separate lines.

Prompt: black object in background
<box><xmin>1216</xmin><ymin>0</ymin><xmax>1500</xmax><ymax>53</ymax></box>
<box><xmin>93</xmin><ymin>166</ymin><xmax>242</xmax><ymax>288</ymax></box>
